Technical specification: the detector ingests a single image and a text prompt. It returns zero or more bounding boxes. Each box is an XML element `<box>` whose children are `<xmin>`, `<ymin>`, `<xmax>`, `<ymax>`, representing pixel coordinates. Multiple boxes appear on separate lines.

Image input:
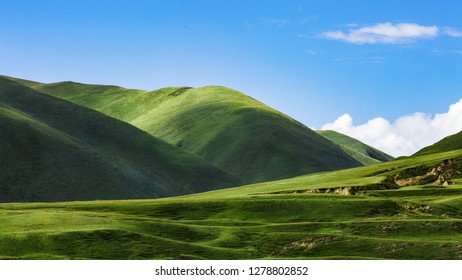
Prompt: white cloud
<box><xmin>345</xmin><ymin>23</ymin><xmax>359</xmax><ymax>28</ymax></box>
<box><xmin>321</xmin><ymin>99</ymin><xmax>462</xmax><ymax>157</ymax></box>
<box><xmin>443</xmin><ymin>27</ymin><xmax>462</xmax><ymax>37</ymax></box>
<box><xmin>322</xmin><ymin>23</ymin><xmax>439</xmax><ymax>44</ymax></box>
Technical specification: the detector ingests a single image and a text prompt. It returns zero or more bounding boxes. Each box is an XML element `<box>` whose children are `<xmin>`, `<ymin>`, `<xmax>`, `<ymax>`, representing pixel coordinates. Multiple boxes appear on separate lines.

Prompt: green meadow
<box><xmin>1</xmin><ymin>149</ymin><xmax>462</xmax><ymax>259</ymax></box>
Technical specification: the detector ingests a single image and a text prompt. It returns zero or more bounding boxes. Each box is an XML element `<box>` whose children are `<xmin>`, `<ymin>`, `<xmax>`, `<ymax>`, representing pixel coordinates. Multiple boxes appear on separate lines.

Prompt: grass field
<box><xmin>1</xmin><ymin>149</ymin><xmax>462</xmax><ymax>259</ymax></box>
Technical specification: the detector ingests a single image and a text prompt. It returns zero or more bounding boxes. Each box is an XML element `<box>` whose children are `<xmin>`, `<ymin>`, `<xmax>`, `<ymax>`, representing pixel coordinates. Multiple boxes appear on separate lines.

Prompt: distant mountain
<box><xmin>0</xmin><ymin>76</ymin><xmax>239</xmax><ymax>202</ymax></box>
<box><xmin>34</xmin><ymin>81</ymin><xmax>363</xmax><ymax>183</ymax></box>
<box><xmin>317</xmin><ymin>130</ymin><xmax>394</xmax><ymax>165</ymax></box>
<box><xmin>414</xmin><ymin>130</ymin><xmax>462</xmax><ymax>156</ymax></box>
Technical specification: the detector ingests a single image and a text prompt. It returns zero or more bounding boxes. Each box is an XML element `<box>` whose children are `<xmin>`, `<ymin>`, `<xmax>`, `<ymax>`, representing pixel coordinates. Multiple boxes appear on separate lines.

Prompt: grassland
<box><xmin>1</xmin><ymin>149</ymin><xmax>462</xmax><ymax>259</ymax></box>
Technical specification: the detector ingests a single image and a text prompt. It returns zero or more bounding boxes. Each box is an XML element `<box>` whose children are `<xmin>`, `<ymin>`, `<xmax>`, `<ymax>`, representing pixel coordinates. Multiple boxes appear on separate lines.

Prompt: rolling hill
<box><xmin>32</xmin><ymin>80</ymin><xmax>363</xmax><ymax>183</ymax></box>
<box><xmin>0</xmin><ymin>76</ymin><xmax>239</xmax><ymax>202</ymax></box>
<box><xmin>414</xmin><ymin>130</ymin><xmax>462</xmax><ymax>156</ymax></box>
<box><xmin>318</xmin><ymin>130</ymin><xmax>394</xmax><ymax>165</ymax></box>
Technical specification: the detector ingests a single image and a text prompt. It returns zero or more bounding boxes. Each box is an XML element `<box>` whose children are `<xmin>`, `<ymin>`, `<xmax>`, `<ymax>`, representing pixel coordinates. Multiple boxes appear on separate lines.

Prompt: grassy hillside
<box><xmin>1</xmin><ymin>149</ymin><xmax>462</xmax><ymax>259</ymax></box>
<box><xmin>0</xmin><ymin>76</ymin><xmax>239</xmax><ymax>202</ymax></box>
<box><xmin>318</xmin><ymin>130</ymin><xmax>394</xmax><ymax>165</ymax></box>
<box><xmin>33</xmin><ymin>81</ymin><xmax>362</xmax><ymax>183</ymax></box>
<box><xmin>414</xmin><ymin>130</ymin><xmax>462</xmax><ymax>156</ymax></box>
<box><xmin>0</xmin><ymin>75</ymin><xmax>43</xmax><ymax>87</ymax></box>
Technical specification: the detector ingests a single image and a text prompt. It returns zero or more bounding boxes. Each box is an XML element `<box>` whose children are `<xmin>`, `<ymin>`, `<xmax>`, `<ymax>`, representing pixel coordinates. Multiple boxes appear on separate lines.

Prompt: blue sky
<box><xmin>1</xmin><ymin>0</ymin><xmax>462</xmax><ymax>155</ymax></box>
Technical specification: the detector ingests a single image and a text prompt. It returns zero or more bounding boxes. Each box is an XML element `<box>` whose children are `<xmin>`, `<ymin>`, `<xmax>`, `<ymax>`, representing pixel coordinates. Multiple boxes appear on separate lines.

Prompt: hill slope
<box><xmin>33</xmin><ymin>81</ymin><xmax>362</xmax><ymax>183</ymax></box>
<box><xmin>318</xmin><ymin>130</ymin><xmax>394</xmax><ymax>165</ymax></box>
<box><xmin>0</xmin><ymin>76</ymin><xmax>239</xmax><ymax>202</ymax></box>
<box><xmin>414</xmin><ymin>130</ymin><xmax>462</xmax><ymax>156</ymax></box>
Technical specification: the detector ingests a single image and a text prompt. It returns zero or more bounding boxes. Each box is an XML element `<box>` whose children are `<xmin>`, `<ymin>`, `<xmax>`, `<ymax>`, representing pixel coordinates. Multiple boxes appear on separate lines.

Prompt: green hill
<box><xmin>318</xmin><ymin>130</ymin><xmax>394</xmax><ymax>165</ymax></box>
<box><xmin>0</xmin><ymin>76</ymin><xmax>239</xmax><ymax>202</ymax></box>
<box><xmin>414</xmin><ymin>130</ymin><xmax>462</xmax><ymax>156</ymax></box>
<box><xmin>33</xmin><ymin>81</ymin><xmax>362</xmax><ymax>183</ymax></box>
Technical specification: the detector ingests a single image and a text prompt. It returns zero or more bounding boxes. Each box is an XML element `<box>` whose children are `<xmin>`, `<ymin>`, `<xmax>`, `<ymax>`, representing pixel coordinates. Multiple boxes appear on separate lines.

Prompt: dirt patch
<box><xmin>274</xmin><ymin>235</ymin><xmax>342</xmax><ymax>256</ymax></box>
<box><xmin>263</xmin><ymin>157</ymin><xmax>462</xmax><ymax>197</ymax></box>
<box><xmin>402</xmin><ymin>205</ymin><xmax>433</xmax><ymax>212</ymax></box>
<box><xmin>393</xmin><ymin>158</ymin><xmax>462</xmax><ymax>187</ymax></box>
